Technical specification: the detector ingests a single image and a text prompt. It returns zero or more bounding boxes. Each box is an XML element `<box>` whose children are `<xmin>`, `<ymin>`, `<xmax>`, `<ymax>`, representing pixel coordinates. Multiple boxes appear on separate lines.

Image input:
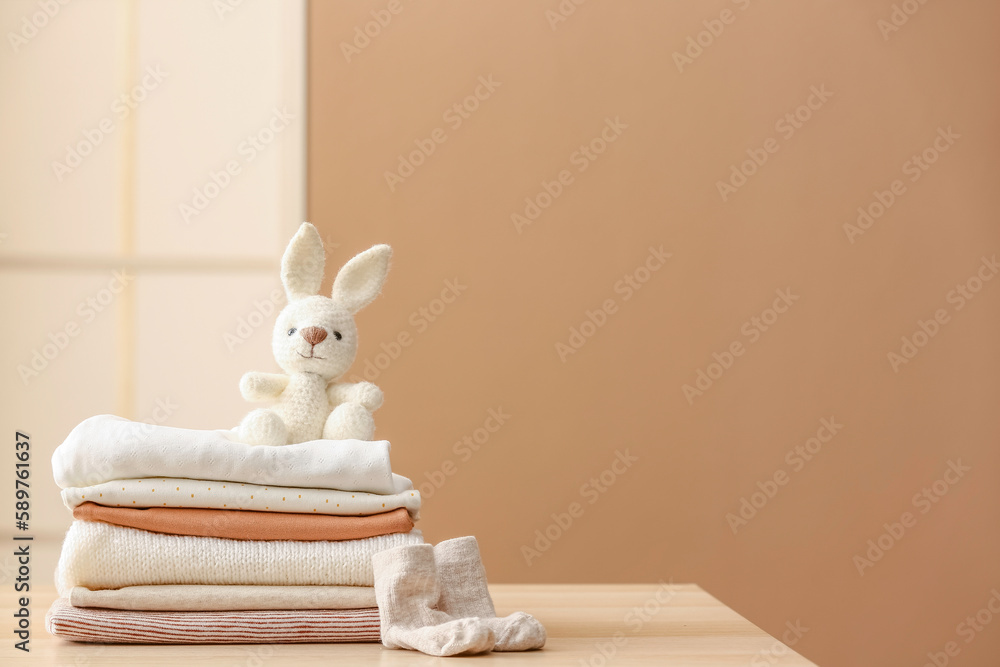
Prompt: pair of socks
<box><xmin>373</xmin><ymin>536</ymin><xmax>545</xmax><ymax>656</ymax></box>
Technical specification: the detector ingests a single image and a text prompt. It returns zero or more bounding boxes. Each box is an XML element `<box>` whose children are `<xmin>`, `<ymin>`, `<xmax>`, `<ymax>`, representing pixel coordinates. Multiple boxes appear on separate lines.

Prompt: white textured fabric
<box><xmin>55</xmin><ymin>521</ymin><xmax>424</xmax><ymax>596</ymax></box>
<box><xmin>69</xmin><ymin>585</ymin><xmax>377</xmax><ymax>611</ymax></box>
<box><xmin>53</xmin><ymin>414</ymin><xmax>398</xmax><ymax>493</ymax></box>
<box><xmin>61</xmin><ymin>477</ymin><xmax>421</xmax><ymax>519</ymax></box>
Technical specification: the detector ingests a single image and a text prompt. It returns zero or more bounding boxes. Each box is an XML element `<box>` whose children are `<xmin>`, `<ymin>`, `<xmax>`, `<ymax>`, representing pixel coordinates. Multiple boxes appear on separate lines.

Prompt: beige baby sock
<box><xmin>372</xmin><ymin>543</ymin><xmax>495</xmax><ymax>656</ymax></box>
<box><xmin>434</xmin><ymin>536</ymin><xmax>546</xmax><ymax>651</ymax></box>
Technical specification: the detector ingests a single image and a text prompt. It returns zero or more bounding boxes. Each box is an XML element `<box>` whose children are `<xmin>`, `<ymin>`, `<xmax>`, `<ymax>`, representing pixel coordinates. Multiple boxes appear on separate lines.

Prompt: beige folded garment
<box><xmin>69</xmin><ymin>584</ymin><xmax>377</xmax><ymax>611</ymax></box>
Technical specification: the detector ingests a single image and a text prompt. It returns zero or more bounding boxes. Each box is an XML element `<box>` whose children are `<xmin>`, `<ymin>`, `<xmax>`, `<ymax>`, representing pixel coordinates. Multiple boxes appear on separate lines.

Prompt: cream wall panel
<box><xmin>0</xmin><ymin>271</ymin><xmax>121</xmax><ymax>536</ymax></box>
<box><xmin>133</xmin><ymin>273</ymin><xmax>285</xmax><ymax>432</ymax></box>
<box><xmin>0</xmin><ymin>0</ymin><xmax>123</xmax><ymax>256</ymax></box>
<box><xmin>133</xmin><ymin>0</ymin><xmax>305</xmax><ymax>258</ymax></box>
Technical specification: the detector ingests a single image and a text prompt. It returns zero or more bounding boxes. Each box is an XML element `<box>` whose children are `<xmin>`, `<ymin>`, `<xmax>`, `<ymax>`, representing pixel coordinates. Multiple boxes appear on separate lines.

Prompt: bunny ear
<box><xmin>281</xmin><ymin>223</ymin><xmax>325</xmax><ymax>301</ymax></box>
<box><xmin>331</xmin><ymin>244</ymin><xmax>392</xmax><ymax>313</ymax></box>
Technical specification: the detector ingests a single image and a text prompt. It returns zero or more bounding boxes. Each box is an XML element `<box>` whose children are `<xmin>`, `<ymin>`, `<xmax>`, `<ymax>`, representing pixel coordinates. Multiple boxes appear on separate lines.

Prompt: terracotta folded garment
<box><xmin>46</xmin><ymin>598</ymin><xmax>380</xmax><ymax>644</ymax></box>
<box><xmin>72</xmin><ymin>502</ymin><xmax>413</xmax><ymax>541</ymax></box>
<box><xmin>68</xmin><ymin>584</ymin><xmax>377</xmax><ymax>611</ymax></box>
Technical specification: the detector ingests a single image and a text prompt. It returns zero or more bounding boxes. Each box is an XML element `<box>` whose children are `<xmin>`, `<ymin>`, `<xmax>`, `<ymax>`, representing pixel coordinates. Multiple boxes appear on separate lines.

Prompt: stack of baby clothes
<box><xmin>46</xmin><ymin>415</ymin><xmax>423</xmax><ymax>644</ymax></box>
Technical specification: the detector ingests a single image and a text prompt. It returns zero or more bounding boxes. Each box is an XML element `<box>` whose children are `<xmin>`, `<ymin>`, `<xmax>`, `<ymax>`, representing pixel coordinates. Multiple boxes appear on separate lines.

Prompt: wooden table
<box><xmin>7</xmin><ymin>584</ymin><xmax>817</xmax><ymax>665</ymax></box>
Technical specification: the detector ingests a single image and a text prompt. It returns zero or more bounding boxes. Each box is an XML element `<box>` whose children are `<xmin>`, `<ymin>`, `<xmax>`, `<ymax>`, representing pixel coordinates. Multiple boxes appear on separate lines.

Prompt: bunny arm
<box><xmin>240</xmin><ymin>372</ymin><xmax>290</xmax><ymax>402</ymax></box>
<box><xmin>327</xmin><ymin>381</ymin><xmax>383</xmax><ymax>412</ymax></box>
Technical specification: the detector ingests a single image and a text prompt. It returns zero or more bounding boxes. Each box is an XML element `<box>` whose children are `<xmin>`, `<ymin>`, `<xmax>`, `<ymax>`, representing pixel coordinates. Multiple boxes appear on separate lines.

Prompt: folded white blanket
<box><xmin>56</xmin><ymin>521</ymin><xmax>424</xmax><ymax>596</ymax></box>
<box><xmin>61</xmin><ymin>477</ymin><xmax>421</xmax><ymax>519</ymax></box>
<box><xmin>53</xmin><ymin>415</ymin><xmax>398</xmax><ymax>494</ymax></box>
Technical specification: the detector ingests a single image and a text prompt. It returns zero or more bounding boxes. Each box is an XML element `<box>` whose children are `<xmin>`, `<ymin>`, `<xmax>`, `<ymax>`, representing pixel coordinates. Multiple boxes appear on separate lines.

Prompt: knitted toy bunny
<box><xmin>236</xmin><ymin>223</ymin><xmax>391</xmax><ymax>446</ymax></box>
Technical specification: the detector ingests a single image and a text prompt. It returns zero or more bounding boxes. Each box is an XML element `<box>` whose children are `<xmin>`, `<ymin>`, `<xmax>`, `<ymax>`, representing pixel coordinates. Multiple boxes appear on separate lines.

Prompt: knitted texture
<box><xmin>434</xmin><ymin>536</ymin><xmax>546</xmax><ymax>651</ymax></box>
<box><xmin>72</xmin><ymin>503</ymin><xmax>414</xmax><ymax>541</ymax></box>
<box><xmin>373</xmin><ymin>543</ymin><xmax>495</xmax><ymax>656</ymax></box>
<box><xmin>69</xmin><ymin>585</ymin><xmax>377</xmax><ymax>611</ymax></box>
<box><xmin>53</xmin><ymin>414</ymin><xmax>399</xmax><ymax>493</ymax></box>
<box><xmin>46</xmin><ymin>598</ymin><xmax>380</xmax><ymax>644</ymax></box>
<box><xmin>55</xmin><ymin>520</ymin><xmax>424</xmax><ymax>596</ymax></box>
<box><xmin>237</xmin><ymin>223</ymin><xmax>392</xmax><ymax>445</ymax></box>
<box><xmin>61</xmin><ymin>477</ymin><xmax>421</xmax><ymax>519</ymax></box>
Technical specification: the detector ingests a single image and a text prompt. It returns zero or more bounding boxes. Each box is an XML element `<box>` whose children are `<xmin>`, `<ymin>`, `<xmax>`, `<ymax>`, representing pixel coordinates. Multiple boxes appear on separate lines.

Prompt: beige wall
<box><xmin>308</xmin><ymin>2</ymin><xmax>1000</xmax><ymax>666</ymax></box>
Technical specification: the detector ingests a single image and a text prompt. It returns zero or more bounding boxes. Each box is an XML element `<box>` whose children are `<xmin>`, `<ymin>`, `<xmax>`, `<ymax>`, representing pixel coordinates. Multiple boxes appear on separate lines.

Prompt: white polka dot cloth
<box><xmin>62</xmin><ymin>477</ymin><xmax>421</xmax><ymax>519</ymax></box>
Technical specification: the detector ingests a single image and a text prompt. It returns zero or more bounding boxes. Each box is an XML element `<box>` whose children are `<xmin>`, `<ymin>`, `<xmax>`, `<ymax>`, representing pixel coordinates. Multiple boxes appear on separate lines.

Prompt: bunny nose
<box><xmin>300</xmin><ymin>327</ymin><xmax>327</xmax><ymax>346</ymax></box>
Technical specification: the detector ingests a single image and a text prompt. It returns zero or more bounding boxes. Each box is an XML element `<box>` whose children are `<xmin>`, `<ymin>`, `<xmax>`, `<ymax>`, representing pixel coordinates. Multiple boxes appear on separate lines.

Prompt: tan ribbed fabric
<box><xmin>72</xmin><ymin>502</ymin><xmax>413</xmax><ymax>541</ymax></box>
<box><xmin>46</xmin><ymin>598</ymin><xmax>380</xmax><ymax>644</ymax></box>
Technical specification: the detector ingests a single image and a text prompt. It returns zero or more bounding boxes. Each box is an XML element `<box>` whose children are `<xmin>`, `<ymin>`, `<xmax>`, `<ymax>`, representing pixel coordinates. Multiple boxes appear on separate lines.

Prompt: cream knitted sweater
<box><xmin>55</xmin><ymin>520</ymin><xmax>424</xmax><ymax>596</ymax></box>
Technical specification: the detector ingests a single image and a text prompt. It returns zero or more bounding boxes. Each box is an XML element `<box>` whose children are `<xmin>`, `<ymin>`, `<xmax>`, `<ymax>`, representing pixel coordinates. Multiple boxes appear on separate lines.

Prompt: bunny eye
<box><xmin>287</xmin><ymin>328</ymin><xmax>297</xmax><ymax>336</ymax></box>
<box><xmin>333</xmin><ymin>331</ymin><xmax>342</xmax><ymax>340</ymax></box>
